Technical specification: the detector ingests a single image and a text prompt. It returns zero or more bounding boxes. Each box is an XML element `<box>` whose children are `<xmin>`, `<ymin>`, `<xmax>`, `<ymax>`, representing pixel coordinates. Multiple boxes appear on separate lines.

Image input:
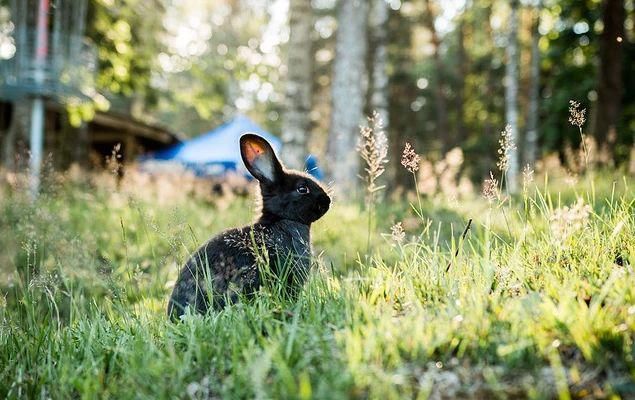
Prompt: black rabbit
<box><xmin>167</xmin><ymin>133</ymin><xmax>331</xmax><ymax>319</ymax></box>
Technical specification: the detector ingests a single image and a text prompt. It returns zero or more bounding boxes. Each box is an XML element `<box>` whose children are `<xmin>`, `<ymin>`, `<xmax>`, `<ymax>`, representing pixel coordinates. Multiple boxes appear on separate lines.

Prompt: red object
<box><xmin>35</xmin><ymin>0</ymin><xmax>50</xmax><ymax>61</ymax></box>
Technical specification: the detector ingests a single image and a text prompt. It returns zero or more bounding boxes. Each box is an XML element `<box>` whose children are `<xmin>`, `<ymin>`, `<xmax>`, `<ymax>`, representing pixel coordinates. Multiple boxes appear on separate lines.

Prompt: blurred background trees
<box><xmin>0</xmin><ymin>0</ymin><xmax>633</xmax><ymax>192</ymax></box>
<box><xmin>281</xmin><ymin>0</ymin><xmax>312</xmax><ymax>169</ymax></box>
<box><xmin>328</xmin><ymin>0</ymin><xmax>368</xmax><ymax>191</ymax></box>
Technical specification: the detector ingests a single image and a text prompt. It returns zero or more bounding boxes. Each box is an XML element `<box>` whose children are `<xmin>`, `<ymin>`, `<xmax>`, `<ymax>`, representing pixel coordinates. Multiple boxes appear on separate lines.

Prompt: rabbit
<box><xmin>167</xmin><ymin>133</ymin><xmax>331</xmax><ymax>320</ymax></box>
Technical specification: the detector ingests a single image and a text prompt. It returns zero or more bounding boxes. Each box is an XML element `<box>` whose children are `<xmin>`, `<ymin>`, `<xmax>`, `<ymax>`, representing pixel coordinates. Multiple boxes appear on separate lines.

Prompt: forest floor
<box><xmin>0</xmin><ymin>168</ymin><xmax>634</xmax><ymax>399</ymax></box>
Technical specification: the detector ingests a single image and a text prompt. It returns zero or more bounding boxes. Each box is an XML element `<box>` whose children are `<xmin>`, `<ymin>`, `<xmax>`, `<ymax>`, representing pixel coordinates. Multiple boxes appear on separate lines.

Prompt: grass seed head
<box><xmin>390</xmin><ymin>222</ymin><xmax>405</xmax><ymax>243</ymax></box>
<box><xmin>106</xmin><ymin>143</ymin><xmax>123</xmax><ymax>176</ymax></box>
<box><xmin>482</xmin><ymin>171</ymin><xmax>499</xmax><ymax>203</ymax></box>
<box><xmin>357</xmin><ymin>110</ymin><xmax>389</xmax><ymax>199</ymax></box>
<box><xmin>401</xmin><ymin>142</ymin><xmax>421</xmax><ymax>173</ymax></box>
<box><xmin>549</xmin><ymin>198</ymin><xmax>592</xmax><ymax>242</ymax></box>
<box><xmin>522</xmin><ymin>164</ymin><xmax>534</xmax><ymax>192</ymax></box>
<box><xmin>568</xmin><ymin>100</ymin><xmax>586</xmax><ymax>129</ymax></box>
<box><xmin>497</xmin><ymin>125</ymin><xmax>516</xmax><ymax>172</ymax></box>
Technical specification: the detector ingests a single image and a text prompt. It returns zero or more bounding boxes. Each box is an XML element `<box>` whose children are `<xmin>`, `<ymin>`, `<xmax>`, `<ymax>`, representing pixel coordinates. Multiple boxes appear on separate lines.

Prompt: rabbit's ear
<box><xmin>240</xmin><ymin>133</ymin><xmax>283</xmax><ymax>184</ymax></box>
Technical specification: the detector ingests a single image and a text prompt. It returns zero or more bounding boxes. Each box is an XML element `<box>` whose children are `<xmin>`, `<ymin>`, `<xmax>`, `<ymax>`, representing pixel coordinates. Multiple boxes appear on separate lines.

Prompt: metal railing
<box><xmin>0</xmin><ymin>30</ymin><xmax>96</xmax><ymax>100</ymax></box>
<box><xmin>0</xmin><ymin>0</ymin><xmax>93</xmax><ymax>101</ymax></box>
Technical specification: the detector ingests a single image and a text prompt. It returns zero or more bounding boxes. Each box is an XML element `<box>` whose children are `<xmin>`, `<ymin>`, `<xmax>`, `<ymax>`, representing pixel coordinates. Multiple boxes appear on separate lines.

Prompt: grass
<box><xmin>0</xmin><ymin>169</ymin><xmax>634</xmax><ymax>399</ymax></box>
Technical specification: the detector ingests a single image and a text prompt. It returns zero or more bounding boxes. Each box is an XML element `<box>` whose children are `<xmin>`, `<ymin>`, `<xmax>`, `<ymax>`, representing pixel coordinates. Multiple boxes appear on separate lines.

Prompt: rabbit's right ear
<box><xmin>240</xmin><ymin>133</ymin><xmax>284</xmax><ymax>184</ymax></box>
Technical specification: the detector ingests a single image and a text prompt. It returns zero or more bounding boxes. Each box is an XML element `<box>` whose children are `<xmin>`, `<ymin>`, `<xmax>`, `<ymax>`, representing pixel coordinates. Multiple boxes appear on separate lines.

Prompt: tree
<box><xmin>282</xmin><ymin>0</ymin><xmax>313</xmax><ymax>169</ymax></box>
<box><xmin>454</xmin><ymin>15</ymin><xmax>467</xmax><ymax>145</ymax></box>
<box><xmin>592</xmin><ymin>0</ymin><xmax>625</xmax><ymax>156</ymax></box>
<box><xmin>386</xmin><ymin>1</ymin><xmax>417</xmax><ymax>189</ymax></box>
<box><xmin>149</xmin><ymin>0</ymin><xmax>286</xmax><ymax>137</ymax></box>
<box><xmin>504</xmin><ymin>0</ymin><xmax>520</xmax><ymax>194</ymax></box>
<box><xmin>422</xmin><ymin>0</ymin><xmax>451</xmax><ymax>151</ymax></box>
<box><xmin>524</xmin><ymin>1</ymin><xmax>541</xmax><ymax>167</ymax></box>
<box><xmin>328</xmin><ymin>0</ymin><xmax>368</xmax><ymax>193</ymax></box>
<box><xmin>369</xmin><ymin>0</ymin><xmax>389</xmax><ymax>130</ymax></box>
<box><xmin>86</xmin><ymin>0</ymin><xmax>166</xmax><ymax>111</ymax></box>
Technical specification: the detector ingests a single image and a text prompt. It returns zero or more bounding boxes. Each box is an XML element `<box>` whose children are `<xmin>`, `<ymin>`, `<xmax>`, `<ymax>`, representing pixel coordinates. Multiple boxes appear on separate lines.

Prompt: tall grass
<box><xmin>0</xmin><ymin>157</ymin><xmax>634</xmax><ymax>398</ymax></box>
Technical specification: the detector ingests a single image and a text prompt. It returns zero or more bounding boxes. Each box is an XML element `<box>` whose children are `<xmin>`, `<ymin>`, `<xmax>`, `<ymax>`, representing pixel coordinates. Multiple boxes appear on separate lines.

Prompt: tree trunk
<box><xmin>328</xmin><ymin>0</ymin><xmax>368</xmax><ymax>194</ymax></box>
<box><xmin>455</xmin><ymin>17</ymin><xmax>467</xmax><ymax>145</ymax></box>
<box><xmin>483</xmin><ymin>3</ymin><xmax>497</xmax><ymax>140</ymax></box>
<box><xmin>369</xmin><ymin>0</ymin><xmax>389</xmax><ymax>129</ymax></box>
<box><xmin>422</xmin><ymin>0</ymin><xmax>450</xmax><ymax>151</ymax></box>
<box><xmin>368</xmin><ymin>0</ymin><xmax>390</xmax><ymax>185</ymax></box>
<box><xmin>593</xmin><ymin>0</ymin><xmax>625</xmax><ymax>156</ymax></box>
<box><xmin>386</xmin><ymin>3</ymin><xmax>415</xmax><ymax>191</ymax></box>
<box><xmin>524</xmin><ymin>3</ymin><xmax>541</xmax><ymax>167</ymax></box>
<box><xmin>282</xmin><ymin>0</ymin><xmax>313</xmax><ymax>169</ymax></box>
<box><xmin>504</xmin><ymin>0</ymin><xmax>520</xmax><ymax>194</ymax></box>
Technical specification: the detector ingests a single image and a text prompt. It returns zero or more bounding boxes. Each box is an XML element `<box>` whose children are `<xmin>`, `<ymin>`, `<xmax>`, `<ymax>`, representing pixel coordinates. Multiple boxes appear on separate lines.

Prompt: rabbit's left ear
<box><xmin>240</xmin><ymin>133</ymin><xmax>284</xmax><ymax>184</ymax></box>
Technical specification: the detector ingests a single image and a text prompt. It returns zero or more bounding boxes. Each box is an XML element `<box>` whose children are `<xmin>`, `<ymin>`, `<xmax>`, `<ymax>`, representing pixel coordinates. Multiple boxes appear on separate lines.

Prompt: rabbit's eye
<box><xmin>297</xmin><ymin>185</ymin><xmax>310</xmax><ymax>194</ymax></box>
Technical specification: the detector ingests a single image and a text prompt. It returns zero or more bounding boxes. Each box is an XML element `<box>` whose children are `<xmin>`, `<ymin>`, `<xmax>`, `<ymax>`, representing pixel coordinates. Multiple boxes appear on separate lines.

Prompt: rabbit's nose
<box><xmin>319</xmin><ymin>194</ymin><xmax>331</xmax><ymax>210</ymax></box>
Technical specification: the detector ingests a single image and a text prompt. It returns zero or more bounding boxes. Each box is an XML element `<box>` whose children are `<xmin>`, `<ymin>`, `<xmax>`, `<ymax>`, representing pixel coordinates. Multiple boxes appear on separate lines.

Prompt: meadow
<box><xmin>0</xmin><ymin>161</ymin><xmax>634</xmax><ymax>399</ymax></box>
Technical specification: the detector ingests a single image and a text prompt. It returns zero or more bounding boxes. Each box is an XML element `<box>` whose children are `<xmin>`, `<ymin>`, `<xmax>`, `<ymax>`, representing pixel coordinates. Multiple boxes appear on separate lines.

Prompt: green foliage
<box><xmin>60</xmin><ymin>0</ymin><xmax>635</xmax><ymax>165</ymax></box>
<box><xmin>141</xmin><ymin>0</ymin><xmax>287</xmax><ymax>136</ymax></box>
<box><xmin>397</xmin><ymin>0</ymin><xmax>634</xmax><ymax>177</ymax></box>
<box><xmin>87</xmin><ymin>0</ymin><xmax>165</xmax><ymax>99</ymax></box>
<box><xmin>540</xmin><ymin>0</ymin><xmax>601</xmax><ymax>152</ymax></box>
<box><xmin>1</xmin><ymin>172</ymin><xmax>634</xmax><ymax>398</ymax></box>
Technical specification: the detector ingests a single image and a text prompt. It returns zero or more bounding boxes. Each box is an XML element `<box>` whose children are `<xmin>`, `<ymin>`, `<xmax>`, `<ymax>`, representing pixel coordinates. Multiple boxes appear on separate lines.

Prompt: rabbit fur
<box><xmin>167</xmin><ymin>133</ymin><xmax>331</xmax><ymax>319</ymax></box>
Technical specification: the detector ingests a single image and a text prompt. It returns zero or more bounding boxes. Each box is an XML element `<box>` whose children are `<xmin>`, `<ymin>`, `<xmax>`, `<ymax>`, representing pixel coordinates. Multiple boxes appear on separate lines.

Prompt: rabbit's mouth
<box><xmin>315</xmin><ymin>195</ymin><xmax>331</xmax><ymax>216</ymax></box>
<box><xmin>317</xmin><ymin>203</ymin><xmax>328</xmax><ymax>215</ymax></box>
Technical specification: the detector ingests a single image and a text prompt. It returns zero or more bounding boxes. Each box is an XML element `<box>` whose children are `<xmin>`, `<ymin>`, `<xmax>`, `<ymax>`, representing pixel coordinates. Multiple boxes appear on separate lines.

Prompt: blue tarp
<box><xmin>142</xmin><ymin>115</ymin><xmax>282</xmax><ymax>177</ymax></box>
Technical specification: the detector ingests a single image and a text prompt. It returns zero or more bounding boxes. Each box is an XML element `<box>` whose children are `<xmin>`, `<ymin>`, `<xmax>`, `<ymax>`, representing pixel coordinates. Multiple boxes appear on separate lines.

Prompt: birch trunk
<box><xmin>504</xmin><ymin>0</ymin><xmax>520</xmax><ymax>194</ymax></box>
<box><xmin>282</xmin><ymin>0</ymin><xmax>313</xmax><ymax>169</ymax></box>
<box><xmin>369</xmin><ymin>0</ymin><xmax>390</xmax><ymax>185</ymax></box>
<box><xmin>369</xmin><ymin>0</ymin><xmax>389</xmax><ymax>129</ymax></box>
<box><xmin>328</xmin><ymin>0</ymin><xmax>368</xmax><ymax>193</ymax></box>
<box><xmin>524</xmin><ymin>3</ymin><xmax>541</xmax><ymax>167</ymax></box>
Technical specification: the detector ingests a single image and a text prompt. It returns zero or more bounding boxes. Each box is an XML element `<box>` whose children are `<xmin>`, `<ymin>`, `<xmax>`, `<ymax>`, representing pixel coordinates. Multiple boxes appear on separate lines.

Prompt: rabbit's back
<box><xmin>167</xmin><ymin>226</ymin><xmax>259</xmax><ymax>319</ymax></box>
<box><xmin>167</xmin><ymin>220</ymin><xmax>311</xmax><ymax>319</ymax></box>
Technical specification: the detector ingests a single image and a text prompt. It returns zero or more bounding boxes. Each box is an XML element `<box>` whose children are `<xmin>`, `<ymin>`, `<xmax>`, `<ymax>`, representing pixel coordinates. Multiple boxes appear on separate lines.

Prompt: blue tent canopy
<box><xmin>142</xmin><ymin>115</ymin><xmax>282</xmax><ymax>177</ymax></box>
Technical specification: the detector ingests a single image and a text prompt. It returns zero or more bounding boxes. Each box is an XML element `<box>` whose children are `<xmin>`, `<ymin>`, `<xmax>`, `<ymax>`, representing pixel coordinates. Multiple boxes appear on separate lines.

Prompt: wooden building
<box><xmin>0</xmin><ymin>100</ymin><xmax>181</xmax><ymax>169</ymax></box>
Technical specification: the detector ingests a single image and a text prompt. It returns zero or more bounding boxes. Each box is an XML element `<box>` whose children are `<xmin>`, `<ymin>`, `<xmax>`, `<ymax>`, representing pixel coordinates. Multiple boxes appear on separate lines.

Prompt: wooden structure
<box><xmin>0</xmin><ymin>100</ymin><xmax>181</xmax><ymax>169</ymax></box>
<box><xmin>88</xmin><ymin>109</ymin><xmax>181</xmax><ymax>162</ymax></box>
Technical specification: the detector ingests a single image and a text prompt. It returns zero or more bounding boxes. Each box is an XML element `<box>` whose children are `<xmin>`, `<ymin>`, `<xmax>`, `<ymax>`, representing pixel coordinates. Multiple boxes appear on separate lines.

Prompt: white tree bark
<box><xmin>282</xmin><ymin>0</ymin><xmax>313</xmax><ymax>169</ymax></box>
<box><xmin>328</xmin><ymin>0</ymin><xmax>368</xmax><ymax>194</ymax></box>
<box><xmin>504</xmin><ymin>0</ymin><xmax>520</xmax><ymax>194</ymax></box>
<box><xmin>369</xmin><ymin>0</ymin><xmax>389</xmax><ymax>129</ymax></box>
<box><xmin>524</xmin><ymin>3</ymin><xmax>541</xmax><ymax>167</ymax></box>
